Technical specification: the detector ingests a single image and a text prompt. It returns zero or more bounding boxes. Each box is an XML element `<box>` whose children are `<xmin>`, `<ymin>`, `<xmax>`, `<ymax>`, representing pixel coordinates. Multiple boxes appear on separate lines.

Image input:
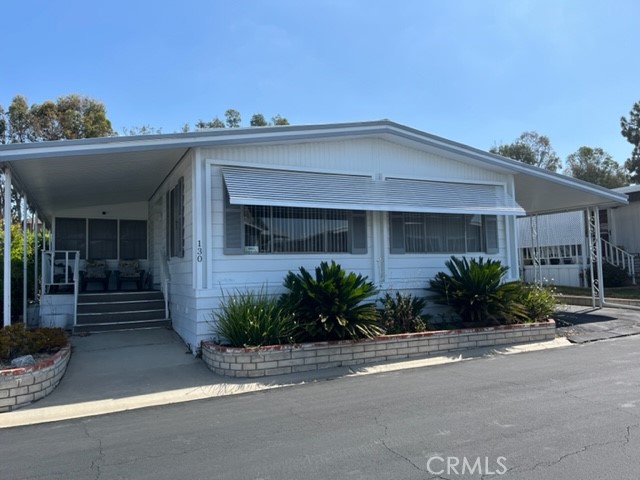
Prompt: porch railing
<box><xmin>160</xmin><ymin>254</ymin><xmax>171</xmax><ymax>320</ymax></box>
<box><xmin>601</xmin><ymin>239</ymin><xmax>636</xmax><ymax>285</ymax></box>
<box><xmin>41</xmin><ymin>250</ymin><xmax>80</xmax><ymax>325</ymax></box>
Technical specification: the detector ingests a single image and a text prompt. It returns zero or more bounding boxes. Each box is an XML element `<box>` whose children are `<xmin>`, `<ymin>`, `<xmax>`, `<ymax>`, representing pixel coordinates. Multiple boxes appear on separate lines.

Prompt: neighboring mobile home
<box><xmin>518</xmin><ymin>185</ymin><xmax>640</xmax><ymax>288</ymax></box>
<box><xmin>0</xmin><ymin>121</ymin><xmax>627</xmax><ymax>350</ymax></box>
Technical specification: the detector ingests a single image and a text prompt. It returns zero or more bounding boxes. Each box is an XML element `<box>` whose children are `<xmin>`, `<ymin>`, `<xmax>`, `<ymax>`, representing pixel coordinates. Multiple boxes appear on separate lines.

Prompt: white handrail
<box><xmin>601</xmin><ymin>239</ymin><xmax>636</xmax><ymax>285</ymax></box>
<box><xmin>160</xmin><ymin>255</ymin><xmax>171</xmax><ymax>320</ymax></box>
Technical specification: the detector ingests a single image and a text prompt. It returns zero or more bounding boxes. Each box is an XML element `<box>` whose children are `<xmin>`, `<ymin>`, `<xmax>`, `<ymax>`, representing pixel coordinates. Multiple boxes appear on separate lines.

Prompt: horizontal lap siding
<box><xmin>192</xmin><ymin>138</ymin><xmax>515</xmax><ymax>349</ymax></box>
<box><xmin>200</xmin><ymin>138</ymin><xmax>509</xmax><ymax>184</ymax></box>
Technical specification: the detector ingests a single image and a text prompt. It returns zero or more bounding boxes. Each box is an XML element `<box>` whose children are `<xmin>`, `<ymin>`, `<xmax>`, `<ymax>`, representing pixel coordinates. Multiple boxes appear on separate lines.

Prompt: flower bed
<box><xmin>202</xmin><ymin>319</ymin><xmax>556</xmax><ymax>378</ymax></box>
<box><xmin>0</xmin><ymin>344</ymin><xmax>71</xmax><ymax>412</ymax></box>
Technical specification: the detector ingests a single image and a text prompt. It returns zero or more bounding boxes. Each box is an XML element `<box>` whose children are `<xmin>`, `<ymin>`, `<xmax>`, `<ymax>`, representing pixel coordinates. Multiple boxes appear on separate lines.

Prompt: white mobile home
<box><xmin>0</xmin><ymin>121</ymin><xmax>627</xmax><ymax>350</ymax></box>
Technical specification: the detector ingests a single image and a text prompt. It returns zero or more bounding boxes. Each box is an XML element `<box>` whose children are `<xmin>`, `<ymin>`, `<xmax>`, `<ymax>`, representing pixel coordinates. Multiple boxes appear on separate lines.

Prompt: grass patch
<box><xmin>555</xmin><ymin>285</ymin><xmax>640</xmax><ymax>299</ymax></box>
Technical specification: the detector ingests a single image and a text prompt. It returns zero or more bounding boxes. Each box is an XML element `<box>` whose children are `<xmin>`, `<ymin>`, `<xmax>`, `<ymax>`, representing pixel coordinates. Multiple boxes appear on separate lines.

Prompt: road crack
<box><xmin>373</xmin><ymin>412</ymin><xmax>434</xmax><ymax>477</ymax></box>
<box><xmin>82</xmin><ymin>422</ymin><xmax>104</xmax><ymax>480</ymax></box>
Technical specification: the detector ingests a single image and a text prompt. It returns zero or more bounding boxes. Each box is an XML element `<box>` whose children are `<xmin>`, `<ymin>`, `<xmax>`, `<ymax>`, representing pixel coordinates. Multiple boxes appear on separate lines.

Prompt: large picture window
<box><xmin>224</xmin><ymin>191</ymin><xmax>367</xmax><ymax>255</ymax></box>
<box><xmin>389</xmin><ymin>212</ymin><xmax>499</xmax><ymax>254</ymax></box>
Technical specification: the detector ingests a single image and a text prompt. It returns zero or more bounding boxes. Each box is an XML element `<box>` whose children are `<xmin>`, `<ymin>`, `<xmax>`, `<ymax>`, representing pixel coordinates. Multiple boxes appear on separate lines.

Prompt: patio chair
<box><xmin>80</xmin><ymin>259</ymin><xmax>111</xmax><ymax>292</ymax></box>
<box><xmin>115</xmin><ymin>259</ymin><xmax>145</xmax><ymax>290</ymax></box>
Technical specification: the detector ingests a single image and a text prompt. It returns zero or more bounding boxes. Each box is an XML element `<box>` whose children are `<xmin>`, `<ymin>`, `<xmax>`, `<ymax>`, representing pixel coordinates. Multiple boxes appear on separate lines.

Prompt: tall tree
<box><xmin>271</xmin><ymin>114</ymin><xmax>289</xmax><ymax>126</ymax></box>
<box><xmin>250</xmin><ymin>113</ymin><xmax>267</xmax><ymax>127</ymax></box>
<box><xmin>195</xmin><ymin>110</ymin><xmax>290</xmax><ymax>130</ymax></box>
<box><xmin>490</xmin><ymin>131</ymin><xmax>560</xmax><ymax>171</ymax></box>
<box><xmin>621</xmin><ymin>100</ymin><xmax>640</xmax><ymax>183</ymax></box>
<box><xmin>195</xmin><ymin>117</ymin><xmax>225</xmax><ymax>130</ymax></box>
<box><xmin>1</xmin><ymin>94</ymin><xmax>113</xmax><ymax>143</ymax></box>
<box><xmin>224</xmin><ymin>109</ymin><xmax>241</xmax><ymax>128</ymax></box>
<box><xmin>7</xmin><ymin>95</ymin><xmax>30</xmax><ymax>143</ymax></box>
<box><xmin>564</xmin><ymin>146</ymin><xmax>628</xmax><ymax>188</ymax></box>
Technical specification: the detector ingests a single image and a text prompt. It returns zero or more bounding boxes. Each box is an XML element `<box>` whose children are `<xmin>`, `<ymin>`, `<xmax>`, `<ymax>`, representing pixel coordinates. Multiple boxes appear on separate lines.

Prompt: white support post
<box><xmin>530</xmin><ymin>215</ymin><xmax>541</xmax><ymax>285</ymax></box>
<box><xmin>33</xmin><ymin>211</ymin><xmax>38</xmax><ymax>300</ymax></box>
<box><xmin>22</xmin><ymin>195</ymin><xmax>28</xmax><ymax>324</ymax></box>
<box><xmin>587</xmin><ymin>207</ymin><xmax>605</xmax><ymax>308</ymax></box>
<box><xmin>3</xmin><ymin>169</ymin><xmax>12</xmax><ymax>327</ymax></box>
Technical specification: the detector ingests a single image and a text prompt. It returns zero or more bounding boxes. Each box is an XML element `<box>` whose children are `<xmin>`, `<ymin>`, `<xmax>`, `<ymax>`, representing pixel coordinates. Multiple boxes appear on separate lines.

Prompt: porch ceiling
<box><xmin>7</xmin><ymin>147</ymin><xmax>188</xmax><ymax>222</ymax></box>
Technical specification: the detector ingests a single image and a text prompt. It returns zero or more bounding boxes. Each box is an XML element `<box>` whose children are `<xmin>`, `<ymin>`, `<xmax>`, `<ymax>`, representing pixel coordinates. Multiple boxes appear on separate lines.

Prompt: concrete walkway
<box><xmin>0</xmin><ymin>328</ymin><xmax>569</xmax><ymax>428</ymax></box>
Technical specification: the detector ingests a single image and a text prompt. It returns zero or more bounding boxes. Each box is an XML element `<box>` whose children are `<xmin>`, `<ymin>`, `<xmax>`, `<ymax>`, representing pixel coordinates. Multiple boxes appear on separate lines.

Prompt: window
<box><xmin>55</xmin><ymin>218</ymin><xmax>87</xmax><ymax>259</ymax></box>
<box><xmin>120</xmin><ymin>220</ymin><xmax>148</xmax><ymax>259</ymax></box>
<box><xmin>88</xmin><ymin>219</ymin><xmax>117</xmax><ymax>259</ymax></box>
<box><xmin>389</xmin><ymin>212</ymin><xmax>499</xmax><ymax>254</ymax></box>
<box><xmin>166</xmin><ymin>178</ymin><xmax>184</xmax><ymax>258</ymax></box>
<box><xmin>224</xmin><ymin>191</ymin><xmax>367</xmax><ymax>255</ymax></box>
<box><xmin>55</xmin><ymin>217</ymin><xmax>148</xmax><ymax>260</ymax></box>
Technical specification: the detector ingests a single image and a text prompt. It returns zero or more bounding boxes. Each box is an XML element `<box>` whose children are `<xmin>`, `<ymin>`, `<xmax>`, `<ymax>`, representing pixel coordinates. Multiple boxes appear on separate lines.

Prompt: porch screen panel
<box><xmin>120</xmin><ymin>220</ymin><xmax>148</xmax><ymax>259</ymax></box>
<box><xmin>55</xmin><ymin>218</ymin><xmax>87</xmax><ymax>259</ymax></box>
<box><xmin>88</xmin><ymin>219</ymin><xmax>117</xmax><ymax>259</ymax></box>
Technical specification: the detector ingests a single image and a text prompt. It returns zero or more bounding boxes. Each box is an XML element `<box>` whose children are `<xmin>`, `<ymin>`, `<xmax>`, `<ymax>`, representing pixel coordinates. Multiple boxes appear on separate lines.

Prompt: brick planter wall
<box><xmin>202</xmin><ymin>320</ymin><xmax>556</xmax><ymax>378</ymax></box>
<box><xmin>0</xmin><ymin>344</ymin><xmax>71</xmax><ymax>412</ymax></box>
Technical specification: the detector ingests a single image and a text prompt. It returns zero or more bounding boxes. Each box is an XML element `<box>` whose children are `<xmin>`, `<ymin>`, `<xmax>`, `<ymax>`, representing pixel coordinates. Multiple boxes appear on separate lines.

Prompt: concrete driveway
<box><xmin>556</xmin><ymin>305</ymin><xmax>640</xmax><ymax>343</ymax></box>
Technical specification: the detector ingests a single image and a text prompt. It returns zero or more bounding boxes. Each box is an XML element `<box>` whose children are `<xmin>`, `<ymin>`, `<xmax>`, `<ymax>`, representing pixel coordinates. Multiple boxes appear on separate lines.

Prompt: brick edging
<box><xmin>202</xmin><ymin>320</ymin><xmax>556</xmax><ymax>378</ymax></box>
<box><xmin>0</xmin><ymin>344</ymin><xmax>72</xmax><ymax>412</ymax></box>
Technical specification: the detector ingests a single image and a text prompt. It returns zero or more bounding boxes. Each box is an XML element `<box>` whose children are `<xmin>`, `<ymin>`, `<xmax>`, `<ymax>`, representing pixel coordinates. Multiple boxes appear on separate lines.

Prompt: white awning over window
<box><xmin>221</xmin><ymin>166</ymin><xmax>525</xmax><ymax>216</ymax></box>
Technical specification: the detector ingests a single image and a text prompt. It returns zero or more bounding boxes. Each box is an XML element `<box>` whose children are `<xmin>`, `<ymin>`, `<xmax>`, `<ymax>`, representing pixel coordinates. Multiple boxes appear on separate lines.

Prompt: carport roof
<box><xmin>0</xmin><ymin>120</ymin><xmax>628</xmax><ymax>223</ymax></box>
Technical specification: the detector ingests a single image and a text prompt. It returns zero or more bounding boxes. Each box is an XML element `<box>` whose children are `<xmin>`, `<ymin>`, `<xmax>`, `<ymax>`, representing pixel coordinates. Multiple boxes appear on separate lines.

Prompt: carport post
<box><xmin>33</xmin><ymin>211</ymin><xmax>38</xmax><ymax>300</ymax></box>
<box><xmin>587</xmin><ymin>207</ymin><xmax>605</xmax><ymax>308</ymax></box>
<box><xmin>22</xmin><ymin>195</ymin><xmax>27</xmax><ymax>324</ymax></box>
<box><xmin>3</xmin><ymin>168</ymin><xmax>11</xmax><ymax>327</ymax></box>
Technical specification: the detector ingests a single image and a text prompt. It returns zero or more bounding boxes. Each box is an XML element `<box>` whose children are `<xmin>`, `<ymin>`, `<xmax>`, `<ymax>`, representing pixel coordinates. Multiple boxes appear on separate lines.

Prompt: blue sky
<box><xmin>3</xmin><ymin>0</ymin><xmax>639</xmax><ymax>168</ymax></box>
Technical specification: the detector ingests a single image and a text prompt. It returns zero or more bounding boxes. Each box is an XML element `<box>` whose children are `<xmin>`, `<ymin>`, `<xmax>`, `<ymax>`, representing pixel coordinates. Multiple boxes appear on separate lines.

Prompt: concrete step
<box><xmin>76</xmin><ymin>309</ymin><xmax>166</xmax><ymax>325</ymax></box>
<box><xmin>77</xmin><ymin>299</ymin><xmax>166</xmax><ymax>314</ymax></box>
<box><xmin>78</xmin><ymin>290</ymin><xmax>164</xmax><ymax>304</ymax></box>
<box><xmin>73</xmin><ymin>319</ymin><xmax>171</xmax><ymax>334</ymax></box>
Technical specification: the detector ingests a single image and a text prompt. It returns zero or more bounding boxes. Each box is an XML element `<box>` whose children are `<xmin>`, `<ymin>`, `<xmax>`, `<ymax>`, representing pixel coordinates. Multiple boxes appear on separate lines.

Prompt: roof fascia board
<box><xmin>0</xmin><ymin>119</ymin><xmax>628</xmax><ymax>206</ymax></box>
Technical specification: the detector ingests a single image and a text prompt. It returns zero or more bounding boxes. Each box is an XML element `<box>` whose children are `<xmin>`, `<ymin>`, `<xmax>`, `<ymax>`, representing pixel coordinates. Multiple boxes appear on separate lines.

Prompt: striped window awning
<box><xmin>221</xmin><ymin>166</ymin><xmax>525</xmax><ymax>216</ymax></box>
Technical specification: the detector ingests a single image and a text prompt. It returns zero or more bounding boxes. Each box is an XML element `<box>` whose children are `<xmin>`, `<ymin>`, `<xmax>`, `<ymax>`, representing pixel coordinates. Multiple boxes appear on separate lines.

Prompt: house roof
<box><xmin>0</xmin><ymin>120</ymin><xmax>628</xmax><ymax>223</ymax></box>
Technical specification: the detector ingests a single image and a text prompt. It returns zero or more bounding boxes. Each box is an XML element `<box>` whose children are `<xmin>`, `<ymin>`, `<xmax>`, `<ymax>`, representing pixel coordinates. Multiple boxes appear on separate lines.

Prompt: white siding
<box><xmin>200</xmin><ymin>137</ymin><xmax>510</xmax><ymax>184</ymax></box>
<box><xmin>165</xmin><ymin>137</ymin><xmax>520</xmax><ymax>351</ymax></box>
<box><xmin>148</xmin><ymin>150</ymin><xmax>196</xmax><ymax>348</ymax></box>
<box><xmin>610</xmin><ymin>203</ymin><xmax>640</xmax><ymax>254</ymax></box>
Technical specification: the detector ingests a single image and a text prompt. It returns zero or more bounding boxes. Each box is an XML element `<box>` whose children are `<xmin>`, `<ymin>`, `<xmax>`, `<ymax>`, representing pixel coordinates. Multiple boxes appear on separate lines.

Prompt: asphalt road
<box><xmin>3</xmin><ymin>336</ymin><xmax>640</xmax><ymax>480</ymax></box>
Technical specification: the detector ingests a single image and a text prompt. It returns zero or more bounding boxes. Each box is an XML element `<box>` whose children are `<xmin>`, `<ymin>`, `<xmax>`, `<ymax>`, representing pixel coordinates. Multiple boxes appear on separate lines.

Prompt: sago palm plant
<box><xmin>428</xmin><ymin>256</ymin><xmax>526</xmax><ymax>325</ymax></box>
<box><xmin>279</xmin><ymin>261</ymin><xmax>383</xmax><ymax>341</ymax></box>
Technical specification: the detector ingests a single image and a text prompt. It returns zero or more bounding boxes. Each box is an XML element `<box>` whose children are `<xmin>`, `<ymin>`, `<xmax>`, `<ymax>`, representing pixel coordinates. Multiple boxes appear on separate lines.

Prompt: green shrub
<box><xmin>0</xmin><ymin>324</ymin><xmax>67</xmax><ymax>361</ymax></box>
<box><xmin>378</xmin><ymin>292</ymin><xmax>430</xmax><ymax>334</ymax></box>
<box><xmin>279</xmin><ymin>261</ymin><xmax>383</xmax><ymax>341</ymax></box>
<box><xmin>517</xmin><ymin>283</ymin><xmax>557</xmax><ymax>322</ymax></box>
<box><xmin>428</xmin><ymin>256</ymin><xmax>526</xmax><ymax>326</ymax></box>
<box><xmin>213</xmin><ymin>289</ymin><xmax>294</xmax><ymax>348</ymax></box>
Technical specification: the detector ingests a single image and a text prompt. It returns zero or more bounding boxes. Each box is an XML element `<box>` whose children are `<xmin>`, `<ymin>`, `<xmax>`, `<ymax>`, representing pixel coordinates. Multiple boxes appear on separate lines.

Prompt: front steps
<box><xmin>74</xmin><ymin>290</ymin><xmax>170</xmax><ymax>333</ymax></box>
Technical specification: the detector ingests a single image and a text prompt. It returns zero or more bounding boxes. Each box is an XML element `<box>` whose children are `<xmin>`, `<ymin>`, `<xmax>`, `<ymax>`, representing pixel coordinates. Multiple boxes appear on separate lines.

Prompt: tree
<box><xmin>621</xmin><ymin>101</ymin><xmax>640</xmax><ymax>183</ymax></box>
<box><xmin>195</xmin><ymin>110</ymin><xmax>290</xmax><ymax>130</ymax></box>
<box><xmin>0</xmin><ymin>94</ymin><xmax>113</xmax><ymax>143</ymax></box>
<box><xmin>271</xmin><ymin>114</ymin><xmax>289</xmax><ymax>126</ymax></box>
<box><xmin>224</xmin><ymin>109</ymin><xmax>241</xmax><ymax>128</ymax></box>
<box><xmin>195</xmin><ymin>117</ymin><xmax>225</xmax><ymax>130</ymax></box>
<box><xmin>250</xmin><ymin>113</ymin><xmax>267</xmax><ymax>127</ymax></box>
<box><xmin>564</xmin><ymin>146</ymin><xmax>629</xmax><ymax>188</ymax></box>
<box><xmin>122</xmin><ymin>125</ymin><xmax>162</xmax><ymax>136</ymax></box>
<box><xmin>7</xmin><ymin>95</ymin><xmax>30</xmax><ymax>143</ymax></box>
<box><xmin>490</xmin><ymin>131</ymin><xmax>560</xmax><ymax>171</ymax></box>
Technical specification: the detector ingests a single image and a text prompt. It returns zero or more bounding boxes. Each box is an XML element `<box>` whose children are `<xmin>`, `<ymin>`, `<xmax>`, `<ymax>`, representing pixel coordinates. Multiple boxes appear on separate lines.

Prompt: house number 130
<box><xmin>196</xmin><ymin>240</ymin><xmax>203</xmax><ymax>262</ymax></box>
